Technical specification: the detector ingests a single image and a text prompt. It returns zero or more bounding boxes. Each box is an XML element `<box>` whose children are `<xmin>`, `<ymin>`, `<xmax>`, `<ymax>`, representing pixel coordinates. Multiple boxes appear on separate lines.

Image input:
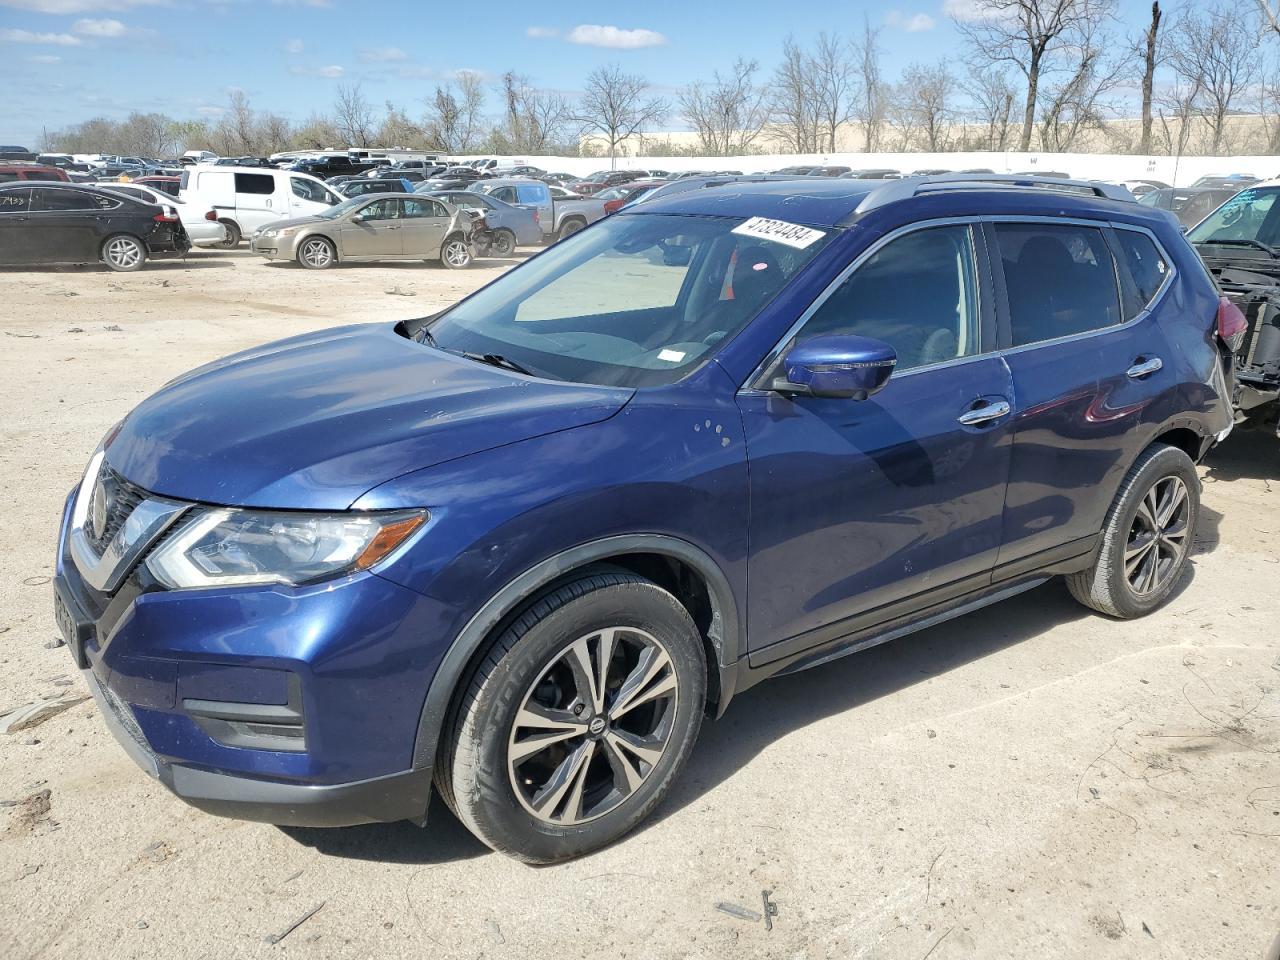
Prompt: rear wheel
<box><xmin>441</xmin><ymin>234</ymin><xmax>471</xmax><ymax>269</ymax></box>
<box><xmin>296</xmin><ymin>236</ymin><xmax>335</xmax><ymax>270</ymax></box>
<box><xmin>1067</xmin><ymin>443</ymin><xmax>1200</xmax><ymax>618</ymax></box>
<box><xmin>439</xmin><ymin>571</ymin><xmax>706</xmax><ymax>863</ymax></box>
<box><xmin>214</xmin><ymin>219</ymin><xmax>240</xmax><ymax>249</ymax></box>
<box><xmin>557</xmin><ymin>218</ymin><xmax>586</xmax><ymax>242</ymax></box>
<box><xmin>490</xmin><ymin>229</ymin><xmax>516</xmax><ymax>256</ymax></box>
<box><xmin>101</xmin><ymin>234</ymin><xmax>146</xmax><ymax>272</ymax></box>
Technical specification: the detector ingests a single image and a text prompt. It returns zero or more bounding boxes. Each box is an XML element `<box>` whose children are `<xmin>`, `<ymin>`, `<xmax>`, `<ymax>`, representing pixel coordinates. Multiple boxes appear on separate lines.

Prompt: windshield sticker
<box><xmin>657</xmin><ymin>349</ymin><xmax>687</xmax><ymax>363</ymax></box>
<box><xmin>731</xmin><ymin>216</ymin><xmax>826</xmax><ymax>250</ymax></box>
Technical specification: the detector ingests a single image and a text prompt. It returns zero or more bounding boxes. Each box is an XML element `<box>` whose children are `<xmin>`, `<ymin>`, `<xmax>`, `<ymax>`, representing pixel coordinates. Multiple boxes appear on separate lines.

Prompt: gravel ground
<box><xmin>1</xmin><ymin>249</ymin><xmax>1278</xmax><ymax>959</ymax></box>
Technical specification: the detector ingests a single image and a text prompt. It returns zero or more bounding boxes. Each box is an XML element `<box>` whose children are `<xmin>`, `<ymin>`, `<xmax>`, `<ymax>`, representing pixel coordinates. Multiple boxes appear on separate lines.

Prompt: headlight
<box><xmin>146</xmin><ymin>508</ymin><xmax>426</xmax><ymax>589</ymax></box>
<box><xmin>277</xmin><ymin>226</ymin><xmax>301</xmax><ymax>237</ymax></box>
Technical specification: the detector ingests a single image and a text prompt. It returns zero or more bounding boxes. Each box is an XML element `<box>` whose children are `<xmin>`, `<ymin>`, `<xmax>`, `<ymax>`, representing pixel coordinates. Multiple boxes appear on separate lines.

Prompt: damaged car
<box><xmin>1186</xmin><ymin>182</ymin><xmax>1280</xmax><ymax>432</ymax></box>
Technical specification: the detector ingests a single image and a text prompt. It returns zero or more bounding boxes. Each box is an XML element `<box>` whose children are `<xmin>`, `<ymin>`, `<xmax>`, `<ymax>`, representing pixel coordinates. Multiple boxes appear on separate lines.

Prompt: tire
<box><xmin>438</xmin><ymin>571</ymin><xmax>706</xmax><ymax>864</ymax></box>
<box><xmin>296</xmin><ymin>236</ymin><xmax>336</xmax><ymax>270</ymax></box>
<box><xmin>101</xmin><ymin>234</ymin><xmax>146</xmax><ymax>272</ymax></box>
<box><xmin>490</xmin><ymin>229</ymin><xmax>516</xmax><ymax>257</ymax></box>
<box><xmin>1066</xmin><ymin>443</ymin><xmax>1200</xmax><ymax>619</ymax></box>
<box><xmin>557</xmin><ymin>218</ymin><xmax>586</xmax><ymax>242</ymax></box>
<box><xmin>440</xmin><ymin>234</ymin><xmax>472</xmax><ymax>269</ymax></box>
<box><xmin>214</xmin><ymin>219</ymin><xmax>240</xmax><ymax>249</ymax></box>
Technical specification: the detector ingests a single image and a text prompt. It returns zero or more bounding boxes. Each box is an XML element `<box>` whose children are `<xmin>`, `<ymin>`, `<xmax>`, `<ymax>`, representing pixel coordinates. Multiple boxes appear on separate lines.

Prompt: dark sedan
<box><xmin>1138</xmin><ymin>186</ymin><xmax>1241</xmax><ymax>228</ymax></box>
<box><xmin>0</xmin><ymin>182</ymin><xmax>190</xmax><ymax>270</ymax></box>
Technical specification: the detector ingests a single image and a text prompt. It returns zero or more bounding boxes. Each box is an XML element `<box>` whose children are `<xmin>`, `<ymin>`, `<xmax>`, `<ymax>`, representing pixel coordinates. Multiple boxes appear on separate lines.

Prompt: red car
<box><xmin>0</xmin><ymin>163</ymin><xmax>69</xmax><ymax>183</ymax></box>
<box><xmin>133</xmin><ymin>175</ymin><xmax>181</xmax><ymax>197</ymax></box>
<box><xmin>597</xmin><ymin>180</ymin><xmax>667</xmax><ymax>214</ymax></box>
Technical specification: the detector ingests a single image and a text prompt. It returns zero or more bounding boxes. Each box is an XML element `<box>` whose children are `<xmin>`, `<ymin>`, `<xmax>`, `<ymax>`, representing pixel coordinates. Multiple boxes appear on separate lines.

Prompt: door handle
<box><xmin>957</xmin><ymin>399</ymin><xmax>1011</xmax><ymax>426</ymax></box>
<box><xmin>1126</xmin><ymin>357</ymin><xmax>1163</xmax><ymax>379</ymax></box>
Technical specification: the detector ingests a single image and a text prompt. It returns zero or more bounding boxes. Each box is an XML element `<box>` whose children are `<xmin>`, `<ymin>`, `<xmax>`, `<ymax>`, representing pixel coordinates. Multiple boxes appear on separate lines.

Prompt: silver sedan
<box><xmin>249</xmin><ymin>194</ymin><xmax>473</xmax><ymax>269</ymax></box>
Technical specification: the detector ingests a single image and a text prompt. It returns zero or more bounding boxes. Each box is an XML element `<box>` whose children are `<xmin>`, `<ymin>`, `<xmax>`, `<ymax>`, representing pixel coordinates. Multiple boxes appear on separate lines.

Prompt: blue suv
<box><xmin>54</xmin><ymin>175</ymin><xmax>1235</xmax><ymax>862</ymax></box>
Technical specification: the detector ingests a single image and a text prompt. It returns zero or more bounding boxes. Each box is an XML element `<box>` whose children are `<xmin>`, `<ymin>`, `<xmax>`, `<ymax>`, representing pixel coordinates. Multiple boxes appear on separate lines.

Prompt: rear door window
<box><xmin>994</xmin><ymin>223</ymin><xmax>1122</xmax><ymax>346</ymax></box>
<box><xmin>32</xmin><ymin>188</ymin><xmax>93</xmax><ymax>211</ymax></box>
<box><xmin>515</xmin><ymin>184</ymin><xmax>549</xmax><ymax>204</ymax></box>
<box><xmin>1112</xmin><ymin>230</ymin><xmax>1170</xmax><ymax>319</ymax></box>
<box><xmin>402</xmin><ymin>198</ymin><xmax>446</xmax><ymax>218</ymax></box>
<box><xmin>234</xmin><ymin>172</ymin><xmax>275</xmax><ymax>195</ymax></box>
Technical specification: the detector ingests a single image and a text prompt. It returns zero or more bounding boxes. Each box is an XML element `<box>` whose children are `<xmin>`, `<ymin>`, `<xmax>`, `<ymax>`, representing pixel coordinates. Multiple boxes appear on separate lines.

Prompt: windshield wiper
<box><xmin>459</xmin><ymin>351</ymin><xmax>536</xmax><ymax>376</ymax></box>
<box><xmin>1198</xmin><ymin>237</ymin><xmax>1280</xmax><ymax>258</ymax></box>
<box><xmin>415</xmin><ymin>325</ymin><xmax>438</xmax><ymax>346</ymax></box>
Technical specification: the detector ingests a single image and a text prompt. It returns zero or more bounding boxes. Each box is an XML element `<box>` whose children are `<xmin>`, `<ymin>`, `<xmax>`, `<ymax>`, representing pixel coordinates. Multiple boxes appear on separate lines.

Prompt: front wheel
<box><xmin>296</xmin><ymin>236</ymin><xmax>335</xmax><ymax>270</ymax></box>
<box><xmin>438</xmin><ymin>571</ymin><xmax>706</xmax><ymax>863</ymax></box>
<box><xmin>441</xmin><ymin>234</ymin><xmax>472</xmax><ymax>269</ymax></box>
<box><xmin>101</xmin><ymin>234</ymin><xmax>146</xmax><ymax>272</ymax></box>
<box><xmin>1067</xmin><ymin>443</ymin><xmax>1200</xmax><ymax>618</ymax></box>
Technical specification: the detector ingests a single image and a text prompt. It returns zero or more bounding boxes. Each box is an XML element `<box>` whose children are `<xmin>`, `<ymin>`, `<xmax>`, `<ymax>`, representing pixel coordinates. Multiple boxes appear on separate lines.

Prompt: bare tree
<box><xmin>851</xmin><ymin>18</ymin><xmax>885</xmax><ymax>151</ymax></box>
<box><xmin>500</xmin><ymin>73</ymin><xmax>572</xmax><ymax>153</ymax></box>
<box><xmin>1261</xmin><ymin>0</ymin><xmax>1280</xmax><ymax>38</ymax></box>
<box><xmin>573</xmin><ymin>64</ymin><xmax>667</xmax><ymax>167</ymax></box>
<box><xmin>424</xmin><ymin>72</ymin><xmax>486</xmax><ymax>152</ymax></box>
<box><xmin>1168</xmin><ymin>6</ymin><xmax>1259</xmax><ymax>154</ymax></box>
<box><xmin>378</xmin><ymin>102</ymin><xmax>421</xmax><ymax>148</ymax></box>
<box><xmin>1136</xmin><ymin>1</ymin><xmax>1163</xmax><ymax>155</ymax></box>
<box><xmin>892</xmin><ymin>64</ymin><xmax>958</xmax><ymax>151</ymax></box>
<box><xmin>333</xmin><ymin>82</ymin><xmax>376</xmax><ymax>147</ymax></box>
<box><xmin>679</xmin><ymin>58</ymin><xmax>771</xmax><ymax>156</ymax></box>
<box><xmin>769</xmin><ymin>37</ymin><xmax>822</xmax><ymax>152</ymax></box>
<box><xmin>964</xmin><ymin>67</ymin><xmax>1017</xmax><ymax>150</ymax></box>
<box><xmin>1037</xmin><ymin>13</ymin><xmax>1130</xmax><ymax>151</ymax></box>
<box><xmin>811</xmin><ymin>33</ymin><xmax>857</xmax><ymax>152</ymax></box>
<box><xmin>293</xmin><ymin>113</ymin><xmax>340</xmax><ymax>149</ymax></box>
<box><xmin>956</xmin><ymin>0</ymin><xmax>1114</xmax><ymax>152</ymax></box>
<box><xmin>1155</xmin><ymin>73</ymin><xmax>1203</xmax><ymax>156</ymax></box>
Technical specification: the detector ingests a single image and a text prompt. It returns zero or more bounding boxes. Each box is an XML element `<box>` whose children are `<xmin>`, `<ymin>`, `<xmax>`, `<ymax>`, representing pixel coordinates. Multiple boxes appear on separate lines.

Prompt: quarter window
<box><xmin>290</xmin><ymin>177</ymin><xmax>328</xmax><ymax>203</ymax></box>
<box><xmin>1113</xmin><ymin>230</ymin><xmax>1169</xmax><ymax>318</ymax></box>
<box><xmin>796</xmin><ymin>224</ymin><xmax>981</xmax><ymax>371</ymax></box>
<box><xmin>994</xmin><ymin>223</ymin><xmax>1122</xmax><ymax>346</ymax></box>
<box><xmin>234</xmin><ymin>172</ymin><xmax>275</xmax><ymax>195</ymax></box>
<box><xmin>0</xmin><ymin>188</ymin><xmax>32</xmax><ymax>210</ymax></box>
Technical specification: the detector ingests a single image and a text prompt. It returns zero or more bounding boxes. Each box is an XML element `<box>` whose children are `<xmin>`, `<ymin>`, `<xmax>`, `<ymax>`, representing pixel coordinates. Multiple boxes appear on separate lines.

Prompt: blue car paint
<box><xmin>55</xmin><ymin>178</ymin><xmax>1233</xmax><ymax>826</ymax></box>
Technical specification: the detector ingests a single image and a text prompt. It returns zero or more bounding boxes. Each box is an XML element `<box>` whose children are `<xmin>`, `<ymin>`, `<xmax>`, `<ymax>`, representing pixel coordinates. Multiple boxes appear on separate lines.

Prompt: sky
<box><xmin>0</xmin><ymin>0</ymin><xmax>1183</xmax><ymax>148</ymax></box>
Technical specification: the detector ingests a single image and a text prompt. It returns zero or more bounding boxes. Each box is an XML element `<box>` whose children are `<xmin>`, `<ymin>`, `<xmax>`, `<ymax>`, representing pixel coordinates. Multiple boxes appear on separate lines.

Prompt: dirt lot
<box><xmin>1</xmin><ymin>249</ymin><xmax>1278</xmax><ymax>960</ymax></box>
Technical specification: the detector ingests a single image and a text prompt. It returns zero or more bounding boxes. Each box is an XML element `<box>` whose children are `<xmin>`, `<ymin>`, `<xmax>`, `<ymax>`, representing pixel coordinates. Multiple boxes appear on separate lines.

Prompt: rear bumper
<box><xmin>86</xmin><ymin>668</ymin><xmax>432</xmax><ymax>826</ymax></box>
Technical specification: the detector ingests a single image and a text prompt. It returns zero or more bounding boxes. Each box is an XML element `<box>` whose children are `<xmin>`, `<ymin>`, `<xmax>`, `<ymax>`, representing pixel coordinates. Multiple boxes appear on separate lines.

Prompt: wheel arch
<box><xmin>411</xmin><ymin>534</ymin><xmax>743</xmax><ymax>774</ymax></box>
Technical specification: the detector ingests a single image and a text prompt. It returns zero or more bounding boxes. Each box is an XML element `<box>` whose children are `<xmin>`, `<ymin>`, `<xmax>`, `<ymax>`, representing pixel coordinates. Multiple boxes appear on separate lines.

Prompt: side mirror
<box><xmin>774</xmin><ymin>335</ymin><xmax>897</xmax><ymax>400</ymax></box>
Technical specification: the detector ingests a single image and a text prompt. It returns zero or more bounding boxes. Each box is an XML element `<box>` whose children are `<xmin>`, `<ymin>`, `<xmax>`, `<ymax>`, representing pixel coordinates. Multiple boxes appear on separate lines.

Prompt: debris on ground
<box><xmin>0</xmin><ymin>692</ymin><xmax>89</xmax><ymax>734</ymax></box>
<box><xmin>484</xmin><ymin>920</ymin><xmax>505</xmax><ymax>944</ymax></box>
<box><xmin>104</xmin><ymin>324</ymin><xmax>123</xmax><ymax>332</ymax></box>
<box><xmin>141</xmin><ymin>840</ymin><xmax>176</xmax><ymax>864</ymax></box>
<box><xmin>715</xmin><ymin>901</ymin><xmax>762</xmax><ymax>923</ymax></box>
<box><xmin>384</xmin><ymin>286</ymin><xmax>416</xmax><ymax>297</ymax></box>
<box><xmin>66</xmin><ymin>326</ymin><xmax>84</xmax><ymax>333</ymax></box>
<box><xmin>16</xmin><ymin>864</ymin><xmax>40</xmax><ymax>880</ymax></box>
<box><xmin>265</xmin><ymin>901</ymin><xmax>325</xmax><ymax>945</ymax></box>
<box><xmin>44</xmin><ymin>637</ymin><xmax>65</xmax><ymax>649</ymax></box>
<box><xmin>762</xmin><ymin>890</ymin><xmax>779</xmax><ymax>931</ymax></box>
<box><xmin>5</xmin><ymin>789</ymin><xmax>52</xmax><ymax>836</ymax></box>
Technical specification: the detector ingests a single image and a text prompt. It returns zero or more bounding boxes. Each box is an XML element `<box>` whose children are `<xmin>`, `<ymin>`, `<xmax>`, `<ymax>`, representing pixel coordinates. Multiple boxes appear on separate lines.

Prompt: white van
<box><xmin>179</xmin><ymin>166</ymin><xmax>342</xmax><ymax>246</ymax></box>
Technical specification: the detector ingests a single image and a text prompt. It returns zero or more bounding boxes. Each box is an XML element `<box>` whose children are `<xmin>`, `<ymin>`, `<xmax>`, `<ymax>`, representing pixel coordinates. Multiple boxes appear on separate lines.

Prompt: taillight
<box><xmin>533</xmin><ymin>209</ymin><xmax>540</xmax><ymax>225</ymax></box>
<box><xmin>204</xmin><ymin>210</ymin><xmax>218</xmax><ymax>221</ymax></box>
<box><xmin>153</xmin><ymin>207</ymin><xmax>179</xmax><ymax>223</ymax></box>
<box><xmin>1217</xmin><ymin>295</ymin><xmax>1248</xmax><ymax>352</ymax></box>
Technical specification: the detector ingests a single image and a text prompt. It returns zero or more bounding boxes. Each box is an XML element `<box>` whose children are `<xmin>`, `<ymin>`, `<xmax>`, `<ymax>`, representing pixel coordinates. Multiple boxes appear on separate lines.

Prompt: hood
<box><xmin>106</xmin><ymin>323</ymin><xmax>632</xmax><ymax>509</ymax></box>
<box><xmin>257</xmin><ymin>215</ymin><xmax>323</xmax><ymax>232</ymax></box>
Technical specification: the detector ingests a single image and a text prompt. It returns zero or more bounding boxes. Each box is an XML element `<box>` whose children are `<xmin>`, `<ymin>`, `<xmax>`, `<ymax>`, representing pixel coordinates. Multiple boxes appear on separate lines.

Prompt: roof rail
<box><xmin>635</xmin><ymin>173</ymin><xmax>812</xmax><ymax>206</ymax></box>
<box><xmin>852</xmin><ymin>173</ymin><xmax>1136</xmax><ymax>217</ymax></box>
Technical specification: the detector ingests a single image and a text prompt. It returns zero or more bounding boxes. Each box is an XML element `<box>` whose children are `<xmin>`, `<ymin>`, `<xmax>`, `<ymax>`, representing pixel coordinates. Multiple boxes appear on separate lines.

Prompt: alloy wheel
<box><xmin>507</xmin><ymin>626</ymin><xmax>678</xmax><ymax>826</ymax></box>
<box><xmin>444</xmin><ymin>239</ymin><xmax>470</xmax><ymax>267</ymax></box>
<box><xmin>1125</xmin><ymin>475</ymin><xmax>1191</xmax><ymax>596</ymax></box>
<box><xmin>300</xmin><ymin>238</ymin><xmax>332</xmax><ymax>268</ymax></box>
<box><xmin>105</xmin><ymin>237</ymin><xmax>142</xmax><ymax>269</ymax></box>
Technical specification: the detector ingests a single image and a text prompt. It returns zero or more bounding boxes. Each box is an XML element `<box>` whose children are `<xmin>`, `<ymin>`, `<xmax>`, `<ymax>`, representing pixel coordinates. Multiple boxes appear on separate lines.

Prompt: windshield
<box><xmin>425</xmin><ymin>212</ymin><xmax>833</xmax><ymax>388</ymax></box>
<box><xmin>316</xmin><ymin>196</ymin><xmax>366</xmax><ymax>220</ymax></box>
<box><xmin>1186</xmin><ymin>187</ymin><xmax>1280</xmax><ymax>246</ymax></box>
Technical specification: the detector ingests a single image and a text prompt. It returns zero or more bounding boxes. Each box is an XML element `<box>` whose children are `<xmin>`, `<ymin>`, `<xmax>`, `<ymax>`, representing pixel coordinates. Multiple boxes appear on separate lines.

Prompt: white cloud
<box><xmin>285</xmin><ymin>37</ymin><xmax>303</xmax><ymax>53</ymax></box>
<box><xmin>886</xmin><ymin>10</ymin><xmax>935</xmax><ymax>32</ymax></box>
<box><xmin>565</xmin><ymin>24</ymin><xmax>667</xmax><ymax>49</ymax></box>
<box><xmin>0</xmin><ymin>0</ymin><xmax>160</xmax><ymax>11</ymax></box>
<box><xmin>358</xmin><ymin>46</ymin><xmax>406</xmax><ymax>62</ymax></box>
<box><xmin>0</xmin><ymin>28</ymin><xmax>83</xmax><ymax>45</ymax></box>
<box><xmin>28</xmin><ymin>53</ymin><xmax>61</xmax><ymax>62</ymax></box>
<box><xmin>289</xmin><ymin>64</ymin><xmax>344</xmax><ymax>77</ymax></box>
<box><xmin>73</xmin><ymin>17</ymin><xmax>127</xmax><ymax>36</ymax></box>
<box><xmin>943</xmin><ymin>0</ymin><xmax>990</xmax><ymax>21</ymax></box>
<box><xmin>196</xmin><ymin>105</ymin><xmax>226</xmax><ymax>116</ymax></box>
<box><xmin>526</xmin><ymin>25</ymin><xmax>557</xmax><ymax>38</ymax></box>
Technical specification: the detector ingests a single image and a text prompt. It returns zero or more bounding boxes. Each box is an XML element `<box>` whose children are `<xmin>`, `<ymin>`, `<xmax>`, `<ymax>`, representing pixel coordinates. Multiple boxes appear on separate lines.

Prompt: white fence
<box><xmin>456</xmin><ymin>151</ymin><xmax>1280</xmax><ymax>188</ymax></box>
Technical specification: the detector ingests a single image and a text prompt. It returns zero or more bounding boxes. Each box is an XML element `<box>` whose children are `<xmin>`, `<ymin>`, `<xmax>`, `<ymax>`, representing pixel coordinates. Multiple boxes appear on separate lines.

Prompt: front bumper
<box><xmin>250</xmin><ymin>234</ymin><xmax>296</xmax><ymax>260</ymax></box>
<box><xmin>54</xmin><ymin>484</ymin><xmax>447</xmax><ymax>827</ymax></box>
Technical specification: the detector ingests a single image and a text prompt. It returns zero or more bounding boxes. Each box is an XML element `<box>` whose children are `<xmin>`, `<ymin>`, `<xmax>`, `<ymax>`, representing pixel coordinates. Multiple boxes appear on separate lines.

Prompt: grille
<box><xmin>86</xmin><ymin>464</ymin><xmax>147</xmax><ymax>555</ymax></box>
